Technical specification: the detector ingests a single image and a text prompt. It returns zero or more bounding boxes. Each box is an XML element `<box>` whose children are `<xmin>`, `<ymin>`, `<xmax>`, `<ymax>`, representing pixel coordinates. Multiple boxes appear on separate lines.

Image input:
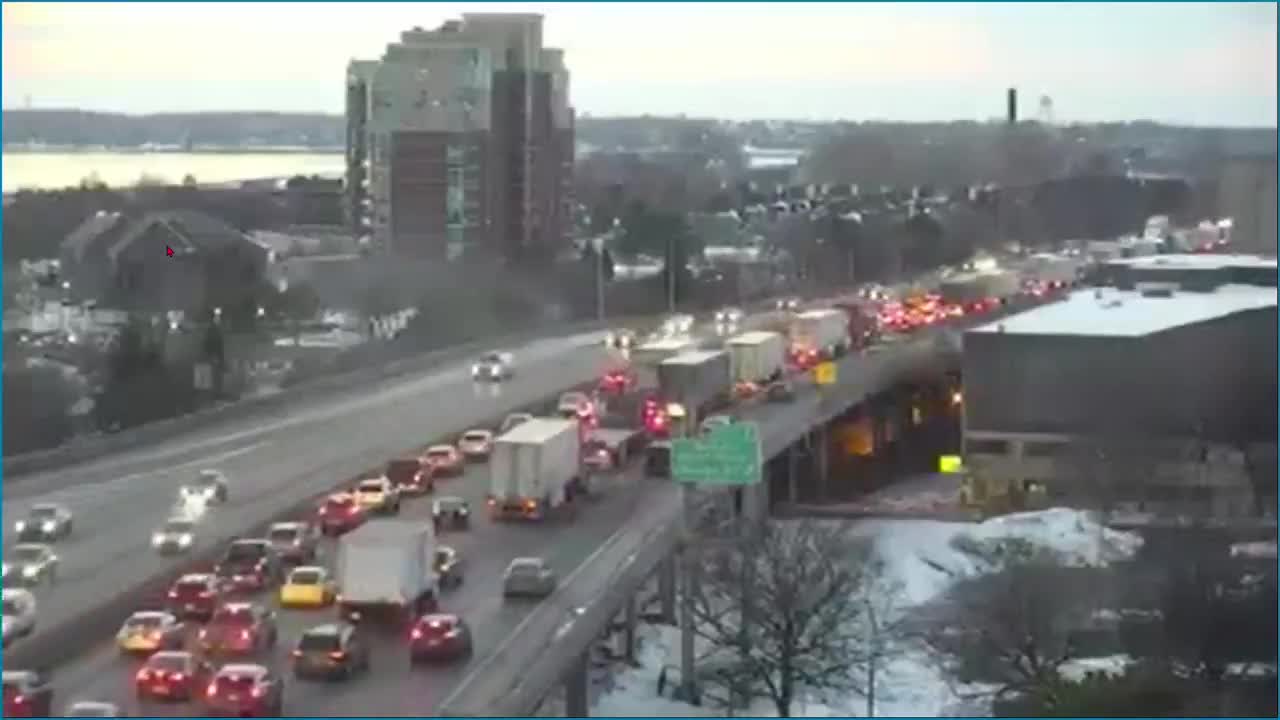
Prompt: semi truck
<box><xmin>489</xmin><ymin>418</ymin><xmax>582</xmax><ymax>521</ymax></box>
<box><xmin>631</xmin><ymin>337</ymin><xmax>697</xmax><ymax>388</ymax></box>
<box><xmin>726</xmin><ymin>331</ymin><xmax>785</xmax><ymax>391</ymax></box>
<box><xmin>335</xmin><ymin>520</ymin><xmax>438</xmax><ymax>625</ymax></box>
<box><xmin>658</xmin><ymin>350</ymin><xmax>732</xmax><ymax>422</ymax></box>
<box><xmin>789</xmin><ymin>309</ymin><xmax>850</xmax><ymax>366</ymax></box>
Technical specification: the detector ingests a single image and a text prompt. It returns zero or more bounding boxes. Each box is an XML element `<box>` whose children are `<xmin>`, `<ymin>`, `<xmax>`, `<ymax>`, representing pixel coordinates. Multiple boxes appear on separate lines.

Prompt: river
<box><xmin>2</xmin><ymin>151</ymin><xmax>344</xmax><ymax>193</ymax></box>
<box><xmin>2</xmin><ymin>146</ymin><xmax>804</xmax><ymax>194</ymax></box>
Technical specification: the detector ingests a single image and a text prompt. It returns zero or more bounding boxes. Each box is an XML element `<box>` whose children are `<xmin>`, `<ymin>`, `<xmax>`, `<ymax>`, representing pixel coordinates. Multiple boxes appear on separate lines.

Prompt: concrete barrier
<box><xmin>2</xmin><ymin>375</ymin><xmax>603</xmax><ymax>673</ymax></box>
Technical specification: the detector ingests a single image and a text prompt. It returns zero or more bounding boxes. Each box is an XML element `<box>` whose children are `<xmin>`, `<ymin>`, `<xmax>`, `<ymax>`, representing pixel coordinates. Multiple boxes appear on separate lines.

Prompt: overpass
<box><xmin>2</xmin><ymin>291</ymin><xmax>1050</xmax><ymax>717</ymax></box>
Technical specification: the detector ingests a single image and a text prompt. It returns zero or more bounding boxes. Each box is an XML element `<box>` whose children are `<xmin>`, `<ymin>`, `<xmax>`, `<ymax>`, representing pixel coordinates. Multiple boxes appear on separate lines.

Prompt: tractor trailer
<box><xmin>489</xmin><ymin>418</ymin><xmax>582</xmax><ymax>521</ymax></box>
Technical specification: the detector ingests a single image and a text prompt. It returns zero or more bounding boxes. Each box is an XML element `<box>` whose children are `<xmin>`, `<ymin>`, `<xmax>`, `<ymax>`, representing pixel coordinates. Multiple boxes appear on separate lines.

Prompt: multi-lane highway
<box><xmin>46</xmin><ymin>453</ymin><xmax>665</xmax><ymax>716</ymax></box>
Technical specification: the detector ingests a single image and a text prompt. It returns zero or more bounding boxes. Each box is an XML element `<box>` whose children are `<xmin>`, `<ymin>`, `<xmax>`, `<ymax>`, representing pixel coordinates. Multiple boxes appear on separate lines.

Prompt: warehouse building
<box><xmin>961</xmin><ymin>254</ymin><xmax>1277</xmax><ymax>517</ymax></box>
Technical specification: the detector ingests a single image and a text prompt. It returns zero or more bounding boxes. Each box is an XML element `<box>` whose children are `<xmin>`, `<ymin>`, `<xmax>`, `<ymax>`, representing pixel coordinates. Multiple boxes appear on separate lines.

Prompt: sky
<box><xmin>3</xmin><ymin>2</ymin><xmax>1276</xmax><ymax>126</ymax></box>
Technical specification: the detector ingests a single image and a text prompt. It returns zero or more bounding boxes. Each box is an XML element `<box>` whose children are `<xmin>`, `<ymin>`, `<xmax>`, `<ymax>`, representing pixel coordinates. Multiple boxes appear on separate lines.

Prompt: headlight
<box><xmin>41</xmin><ymin>521</ymin><xmax>56</xmax><ymax>532</ymax></box>
<box><xmin>14</xmin><ymin>521</ymin><xmax>25</xmax><ymax>531</ymax></box>
<box><xmin>471</xmin><ymin>365</ymin><xmax>481</xmax><ymax>376</ymax></box>
<box><xmin>152</xmin><ymin>533</ymin><xmax>166</xmax><ymax>546</ymax></box>
<box><xmin>458</xmin><ymin>507</ymin><xmax>470</xmax><ymax>515</ymax></box>
<box><xmin>178</xmin><ymin>534</ymin><xmax>193</xmax><ymax>546</ymax></box>
<box><xmin>22</xmin><ymin>566</ymin><xmax>39</xmax><ymax>577</ymax></box>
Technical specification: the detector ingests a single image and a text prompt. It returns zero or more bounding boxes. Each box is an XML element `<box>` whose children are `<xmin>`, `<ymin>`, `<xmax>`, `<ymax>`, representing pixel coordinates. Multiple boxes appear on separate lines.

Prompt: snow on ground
<box><xmin>594</xmin><ymin>508</ymin><xmax>1144</xmax><ymax>717</ymax></box>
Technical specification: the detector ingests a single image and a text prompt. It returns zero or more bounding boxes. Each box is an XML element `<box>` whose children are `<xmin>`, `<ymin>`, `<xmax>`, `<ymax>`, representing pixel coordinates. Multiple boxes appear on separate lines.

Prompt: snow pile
<box><xmin>595</xmin><ymin>508</ymin><xmax>1145</xmax><ymax>717</ymax></box>
<box><xmin>1058</xmin><ymin>655</ymin><xmax>1134</xmax><ymax>682</ymax></box>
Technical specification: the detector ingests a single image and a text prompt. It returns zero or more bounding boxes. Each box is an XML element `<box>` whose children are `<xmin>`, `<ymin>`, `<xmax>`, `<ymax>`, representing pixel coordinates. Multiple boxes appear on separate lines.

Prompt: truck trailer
<box><xmin>335</xmin><ymin>520</ymin><xmax>438</xmax><ymax>625</ymax></box>
<box><xmin>658</xmin><ymin>350</ymin><xmax>732</xmax><ymax>421</ymax></box>
<box><xmin>489</xmin><ymin>418</ymin><xmax>582</xmax><ymax>521</ymax></box>
<box><xmin>789</xmin><ymin>309</ymin><xmax>850</xmax><ymax>364</ymax></box>
<box><xmin>726</xmin><ymin>331</ymin><xmax>785</xmax><ymax>388</ymax></box>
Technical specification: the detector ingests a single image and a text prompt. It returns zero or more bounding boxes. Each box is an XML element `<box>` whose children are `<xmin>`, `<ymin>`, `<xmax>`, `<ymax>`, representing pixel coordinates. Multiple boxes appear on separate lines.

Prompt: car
<box><xmin>317</xmin><ymin>492</ymin><xmax>367</xmax><ymax>536</ymax></box>
<box><xmin>291</xmin><ymin>623</ymin><xmax>370</xmax><ymax>681</ymax></box>
<box><xmin>502</xmin><ymin>557</ymin><xmax>557</xmax><ymax>598</ymax></box>
<box><xmin>151</xmin><ymin>518</ymin><xmax>197</xmax><ymax>555</ymax></box>
<box><xmin>598</xmin><ymin>368</ymin><xmax>636</xmax><ymax>395</ymax></box>
<box><xmin>2</xmin><ymin>589</ymin><xmax>37</xmax><ymax>649</ymax></box>
<box><xmin>2</xmin><ymin>544</ymin><xmax>59</xmax><ymax>588</ymax></box>
<box><xmin>13</xmin><ymin>503</ymin><xmax>73</xmax><ymax>542</ymax></box>
<box><xmin>434</xmin><ymin>546</ymin><xmax>464</xmax><ymax>589</ymax></box>
<box><xmin>197</xmin><ymin>602</ymin><xmax>278</xmax><ymax>657</ymax></box>
<box><xmin>383</xmin><ymin>457</ymin><xmax>434</xmax><ymax>496</ymax></box>
<box><xmin>409</xmin><ymin>613</ymin><xmax>474</xmax><ymax>663</ymax></box>
<box><xmin>714</xmin><ymin>307</ymin><xmax>744</xmax><ymax>325</ymax></box>
<box><xmin>167</xmin><ymin>573</ymin><xmax>224</xmax><ymax>621</ymax></box>
<box><xmin>431</xmin><ymin>496</ymin><xmax>471</xmax><ymax>532</ymax></box>
<box><xmin>766</xmin><ymin>379</ymin><xmax>797</xmax><ymax>403</ymax></box>
<box><xmin>582</xmin><ymin>439</ymin><xmax>614</xmax><ymax>472</ymax></box>
<box><xmin>353</xmin><ymin>476</ymin><xmax>402</xmax><ymax>515</ymax></box>
<box><xmin>557</xmin><ymin>391</ymin><xmax>593</xmax><ymax>419</ymax></box>
<box><xmin>115</xmin><ymin>611</ymin><xmax>185</xmax><ymax>655</ymax></box>
<box><xmin>2</xmin><ymin>670</ymin><xmax>53</xmax><ymax>718</ymax></box>
<box><xmin>775</xmin><ymin>297</ymin><xmax>801</xmax><ymax>311</ymax></box>
<box><xmin>267</xmin><ymin>522</ymin><xmax>319</xmax><ymax>565</ymax></box>
<box><xmin>471</xmin><ymin>351</ymin><xmax>514</xmax><ymax>381</ymax></box>
<box><xmin>215</xmin><ymin>539</ymin><xmax>283</xmax><ymax>593</ymax></box>
<box><xmin>603</xmin><ymin>329</ymin><xmax>637</xmax><ymax>350</ymax></box>
<box><xmin>660</xmin><ymin>314</ymin><xmax>695</xmax><ymax>335</ymax></box>
<box><xmin>499</xmin><ymin>412</ymin><xmax>533</xmax><ymax>435</ymax></box>
<box><xmin>424</xmin><ymin>445</ymin><xmax>464</xmax><ymax>477</ymax></box>
<box><xmin>699</xmin><ymin>414</ymin><xmax>734</xmax><ymax>436</ymax></box>
<box><xmin>458</xmin><ymin>429</ymin><xmax>495</xmax><ymax>460</ymax></box>
<box><xmin>63</xmin><ymin>701</ymin><xmax>127</xmax><ymax>717</ymax></box>
<box><xmin>134</xmin><ymin>651</ymin><xmax>214</xmax><ymax>703</ymax></box>
<box><xmin>279</xmin><ymin>566</ymin><xmax>337</xmax><ymax>608</ymax></box>
<box><xmin>180</xmin><ymin>469</ymin><xmax>229</xmax><ymax>505</ymax></box>
<box><xmin>202</xmin><ymin>663</ymin><xmax>284</xmax><ymax>717</ymax></box>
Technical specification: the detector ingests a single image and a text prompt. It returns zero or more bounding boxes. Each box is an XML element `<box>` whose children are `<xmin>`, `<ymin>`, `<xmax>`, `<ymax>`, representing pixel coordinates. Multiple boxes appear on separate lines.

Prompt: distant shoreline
<box><xmin>3</xmin><ymin>145</ymin><xmax>343</xmax><ymax>156</ymax></box>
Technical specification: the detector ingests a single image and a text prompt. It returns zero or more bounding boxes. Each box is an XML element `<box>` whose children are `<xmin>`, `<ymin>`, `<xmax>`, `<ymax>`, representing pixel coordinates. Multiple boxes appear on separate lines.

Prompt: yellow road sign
<box><xmin>813</xmin><ymin>361</ymin><xmax>837</xmax><ymax>386</ymax></box>
<box><xmin>938</xmin><ymin>454</ymin><xmax>964</xmax><ymax>474</ymax></box>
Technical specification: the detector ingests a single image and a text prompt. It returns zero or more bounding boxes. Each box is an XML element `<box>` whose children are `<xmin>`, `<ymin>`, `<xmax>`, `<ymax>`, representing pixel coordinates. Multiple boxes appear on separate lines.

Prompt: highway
<box><xmin>47</xmin><ymin>454</ymin><xmax>664</xmax><ymax>716</ymax></box>
<box><xmin>2</xmin><ymin>331</ymin><xmax>613</xmax><ymax>667</ymax></box>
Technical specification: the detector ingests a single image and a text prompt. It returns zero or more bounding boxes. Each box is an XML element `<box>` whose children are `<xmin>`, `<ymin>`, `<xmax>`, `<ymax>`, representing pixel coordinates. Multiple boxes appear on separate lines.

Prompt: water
<box><xmin>2</xmin><ymin>151</ymin><xmax>343</xmax><ymax>193</ymax></box>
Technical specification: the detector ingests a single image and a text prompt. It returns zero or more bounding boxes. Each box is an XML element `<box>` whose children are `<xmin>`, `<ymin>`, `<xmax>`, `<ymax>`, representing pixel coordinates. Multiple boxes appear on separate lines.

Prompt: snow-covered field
<box><xmin>594</xmin><ymin>508</ymin><xmax>1144</xmax><ymax>717</ymax></box>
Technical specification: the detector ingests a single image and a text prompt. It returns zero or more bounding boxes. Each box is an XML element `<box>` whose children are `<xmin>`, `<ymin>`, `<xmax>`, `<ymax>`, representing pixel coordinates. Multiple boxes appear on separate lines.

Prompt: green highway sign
<box><xmin>672</xmin><ymin>422</ymin><xmax>762</xmax><ymax>486</ymax></box>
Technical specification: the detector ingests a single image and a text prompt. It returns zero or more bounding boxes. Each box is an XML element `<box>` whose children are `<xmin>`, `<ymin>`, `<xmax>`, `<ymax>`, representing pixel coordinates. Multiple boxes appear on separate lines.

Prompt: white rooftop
<box><xmin>1106</xmin><ymin>253</ymin><xmax>1278</xmax><ymax>271</ymax></box>
<box><xmin>969</xmin><ymin>284</ymin><xmax>1277</xmax><ymax>337</ymax></box>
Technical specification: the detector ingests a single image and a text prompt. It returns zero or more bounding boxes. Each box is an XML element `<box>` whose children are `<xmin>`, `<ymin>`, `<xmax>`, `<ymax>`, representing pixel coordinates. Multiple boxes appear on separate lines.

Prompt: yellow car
<box><xmin>115</xmin><ymin>610</ymin><xmax>185</xmax><ymax>654</ymax></box>
<box><xmin>279</xmin><ymin>566</ymin><xmax>337</xmax><ymax>608</ymax></box>
<box><xmin>354</xmin><ymin>477</ymin><xmax>401</xmax><ymax>515</ymax></box>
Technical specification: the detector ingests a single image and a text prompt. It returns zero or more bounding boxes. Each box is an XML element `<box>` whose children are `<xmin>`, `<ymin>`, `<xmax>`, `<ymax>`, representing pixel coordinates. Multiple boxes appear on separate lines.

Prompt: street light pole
<box><xmin>667</xmin><ymin>234</ymin><xmax>676</xmax><ymax>313</ymax></box>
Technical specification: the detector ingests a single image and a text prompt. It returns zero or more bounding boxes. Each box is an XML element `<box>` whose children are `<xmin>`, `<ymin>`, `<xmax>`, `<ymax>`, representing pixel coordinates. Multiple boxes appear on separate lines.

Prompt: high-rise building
<box><xmin>1219</xmin><ymin>154</ymin><xmax>1277</xmax><ymax>257</ymax></box>
<box><xmin>345</xmin><ymin>14</ymin><xmax>574</xmax><ymax>262</ymax></box>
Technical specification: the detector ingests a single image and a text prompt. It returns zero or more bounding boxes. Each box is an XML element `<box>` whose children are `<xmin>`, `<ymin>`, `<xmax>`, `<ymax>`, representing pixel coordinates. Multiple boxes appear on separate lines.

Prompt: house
<box><xmin>60</xmin><ymin>210</ymin><xmax>270</xmax><ymax>313</ymax></box>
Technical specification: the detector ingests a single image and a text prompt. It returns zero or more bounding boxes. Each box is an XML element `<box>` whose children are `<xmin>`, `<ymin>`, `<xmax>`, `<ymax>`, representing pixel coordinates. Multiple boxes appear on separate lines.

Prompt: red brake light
<box><xmin>328</xmin><ymin>651</ymin><xmax>346</xmax><ymax>660</ymax></box>
<box><xmin>171</xmin><ymin>673</ymin><xmax>185</xmax><ymax>682</ymax></box>
<box><xmin>411</xmin><ymin>628</ymin><xmax>423</xmax><ymax>640</ymax></box>
<box><xmin>250</xmin><ymin>685</ymin><xmax>266</xmax><ymax>698</ymax></box>
<box><xmin>291</xmin><ymin>649</ymin><xmax>303</xmax><ymax>657</ymax></box>
<box><xmin>168</xmin><ymin>590</ymin><xmax>179</xmax><ymax>599</ymax></box>
<box><xmin>207</xmin><ymin>682</ymin><xmax>218</xmax><ymax>697</ymax></box>
<box><xmin>240</xmin><ymin>629</ymin><xmax>251</xmax><ymax>641</ymax></box>
<box><xmin>137</xmin><ymin>669</ymin><xmax>152</xmax><ymax>682</ymax></box>
<box><xmin>12</xmin><ymin>696</ymin><xmax>26</xmax><ymax>704</ymax></box>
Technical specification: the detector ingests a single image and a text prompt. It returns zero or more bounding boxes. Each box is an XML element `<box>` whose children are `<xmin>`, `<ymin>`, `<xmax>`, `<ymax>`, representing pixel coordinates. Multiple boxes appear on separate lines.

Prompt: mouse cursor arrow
<box><xmin>166</xmin><ymin>245</ymin><xmax>175</xmax><ymax>257</ymax></box>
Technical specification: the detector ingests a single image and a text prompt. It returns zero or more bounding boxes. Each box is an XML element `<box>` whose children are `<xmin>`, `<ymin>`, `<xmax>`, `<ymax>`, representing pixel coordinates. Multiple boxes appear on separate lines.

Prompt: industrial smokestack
<box><xmin>1006</xmin><ymin>87</ymin><xmax>1018</xmax><ymax>125</ymax></box>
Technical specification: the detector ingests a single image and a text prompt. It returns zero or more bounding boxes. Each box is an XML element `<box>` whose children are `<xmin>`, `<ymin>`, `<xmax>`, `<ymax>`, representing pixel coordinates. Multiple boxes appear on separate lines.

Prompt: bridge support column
<box><xmin>658</xmin><ymin>555</ymin><xmax>677</xmax><ymax>624</ymax></box>
<box><xmin>787</xmin><ymin>443</ymin><xmax>799</xmax><ymax>505</ymax></box>
<box><xmin>565</xmin><ymin>650</ymin><xmax>590</xmax><ymax>717</ymax></box>
<box><xmin>624</xmin><ymin>593</ymin><xmax>638</xmax><ymax>663</ymax></box>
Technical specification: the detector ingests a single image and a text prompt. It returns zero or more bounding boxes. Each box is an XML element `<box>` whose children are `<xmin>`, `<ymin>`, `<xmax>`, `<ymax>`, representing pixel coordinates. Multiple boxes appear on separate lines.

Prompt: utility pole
<box><xmin>594</xmin><ymin>233</ymin><xmax>607</xmax><ymax>322</ymax></box>
<box><xmin>675</xmin><ymin>404</ymin><xmax>697</xmax><ymax>705</ymax></box>
<box><xmin>667</xmin><ymin>234</ymin><xmax>677</xmax><ymax>313</ymax></box>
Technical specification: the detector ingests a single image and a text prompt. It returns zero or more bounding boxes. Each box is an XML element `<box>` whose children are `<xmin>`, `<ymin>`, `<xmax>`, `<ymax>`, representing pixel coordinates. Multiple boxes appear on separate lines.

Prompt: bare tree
<box><xmin>858</xmin><ymin>562</ymin><xmax>910</xmax><ymax>718</ymax></box>
<box><xmin>921</xmin><ymin>537</ymin><xmax>1098</xmax><ymax>709</ymax></box>
<box><xmin>690</xmin><ymin>520</ymin><xmax>877</xmax><ymax>717</ymax></box>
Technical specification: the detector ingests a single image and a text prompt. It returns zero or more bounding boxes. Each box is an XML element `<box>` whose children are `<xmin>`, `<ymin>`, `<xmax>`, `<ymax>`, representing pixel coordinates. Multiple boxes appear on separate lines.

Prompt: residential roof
<box><xmin>61</xmin><ymin>210</ymin><xmax>129</xmax><ymax>263</ymax></box>
<box><xmin>105</xmin><ymin>210</ymin><xmax>250</xmax><ymax>265</ymax></box>
<box><xmin>969</xmin><ymin>283</ymin><xmax>1277</xmax><ymax>338</ymax></box>
<box><xmin>1105</xmin><ymin>253</ymin><xmax>1278</xmax><ymax>271</ymax></box>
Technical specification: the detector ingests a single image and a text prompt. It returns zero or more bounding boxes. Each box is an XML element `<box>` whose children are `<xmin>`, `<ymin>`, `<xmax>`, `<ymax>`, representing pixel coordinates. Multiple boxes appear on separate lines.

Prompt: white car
<box><xmin>1</xmin><ymin>544</ymin><xmax>59</xmax><ymax>587</ymax></box>
<box><xmin>775</xmin><ymin>297</ymin><xmax>801</xmax><ymax>311</ymax></box>
<box><xmin>152</xmin><ymin>518</ymin><xmax>198</xmax><ymax>554</ymax></box>
<box><xmin>604</xmin><ymin>329</ymin><xmax>637</xmax><ymax>350</ymax></box>
<box><xmin>458</xmin><ymin>429</ymin><xmax>495</xmax><ymax>459</ymax></box>
<box><xmin>472</xmin><ymin>351</ymin><xmax>515</xmax><ymax>381</ymax></box>
<box><xmin>180</xmin><ymin>469</ymin><xmax>229</xmax><ymax>504</ymax></box>
<box><xmin>13</xmin><ymin>503</ymin><xmax>73</xmax><ymax>542</ymax></box>
<box><xmin>661</xmin><ymin>314</ymin><xmax>695</xmax><ymax>336</ymax></box>
<box><xmin>557</xmin><ymin>391</ymin><xmax>593</xmax><ymax>418</ymax></box>
<box><xmin>714</xmin><ymin>307</ymin><xmax>744</xmax><ymax>325</ymax></box>
<box><xmin>2</xmin><ymin>589</ymin><xmax>37</xmax><ymax>648</ymax></box>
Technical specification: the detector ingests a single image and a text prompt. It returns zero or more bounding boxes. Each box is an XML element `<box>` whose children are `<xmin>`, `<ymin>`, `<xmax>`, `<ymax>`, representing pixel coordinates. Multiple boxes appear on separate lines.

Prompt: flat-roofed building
<box><xmin>962</xmin><ymin>254</ymin><xmax>1277</xmax><ymax>517</ymax></box>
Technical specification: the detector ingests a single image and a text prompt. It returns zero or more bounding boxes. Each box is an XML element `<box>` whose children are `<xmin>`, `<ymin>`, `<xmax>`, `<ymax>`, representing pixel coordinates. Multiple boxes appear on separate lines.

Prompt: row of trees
<box><xmin>678</xmin><ymin>519</ymin><xmax>1276</xmax><ymax>718</ymax></box>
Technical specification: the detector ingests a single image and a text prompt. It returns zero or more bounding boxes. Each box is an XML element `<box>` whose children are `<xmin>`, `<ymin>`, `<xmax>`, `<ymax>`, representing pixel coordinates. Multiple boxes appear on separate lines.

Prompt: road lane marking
<box><xmin>441</xmin><ymin>519</ymin><xmax>635</xmax><ymax>711</ymax></box>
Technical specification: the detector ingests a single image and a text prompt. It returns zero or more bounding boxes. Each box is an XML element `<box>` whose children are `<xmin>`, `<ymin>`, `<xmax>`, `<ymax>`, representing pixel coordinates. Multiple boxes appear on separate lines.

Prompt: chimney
<box><xmin>1006</xmin><ymin>88</ymin><xmax>1018</xmax><ymax>125</ymax></box>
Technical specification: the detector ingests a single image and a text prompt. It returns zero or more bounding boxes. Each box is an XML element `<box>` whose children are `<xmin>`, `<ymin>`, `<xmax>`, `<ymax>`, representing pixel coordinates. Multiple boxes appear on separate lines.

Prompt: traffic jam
<box><xmin>2</xmin><ymin>266</ymin><xmax>1073</xmax><ymax>717</ymax></box>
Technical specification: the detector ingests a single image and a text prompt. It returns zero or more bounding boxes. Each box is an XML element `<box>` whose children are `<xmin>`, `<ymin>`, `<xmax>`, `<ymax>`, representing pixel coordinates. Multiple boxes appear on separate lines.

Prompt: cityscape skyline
<box><xmin>3</xmin><ymin>2</ymin><xmax>1276</xmax><ymax>127</ymax></box>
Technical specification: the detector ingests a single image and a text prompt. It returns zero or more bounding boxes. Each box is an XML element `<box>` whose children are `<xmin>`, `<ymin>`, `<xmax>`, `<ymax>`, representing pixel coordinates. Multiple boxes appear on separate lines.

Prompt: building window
<box><xmin>446</xmin><ymin>145</ymin><xmax>465</xmax><ymax>165</ymax></box>
<box><xmin>966</xmin><ymin>438</ymin><xmax>1011</xmax><ymax>455</ymax></box>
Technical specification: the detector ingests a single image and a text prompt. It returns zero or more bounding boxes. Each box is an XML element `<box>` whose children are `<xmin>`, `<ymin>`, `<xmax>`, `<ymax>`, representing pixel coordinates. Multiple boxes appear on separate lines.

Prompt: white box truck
<box><xmin>630</xmin><ymin>337</ymin><xmax>696</xmax><ymax>388</ymax></box>
<box><xmin>790</xmin><ymin>309</ymin><xmax>849</xmax><ymax>360</ymax></box>
<box><xmin>658</xmin><ymin>350</ymin><xmax>732</xmax><ymax>420</ymax></box>
<box><xmin>335</xmin><ymin>519</ymin><xmax>437</xmax><ymax>624</ymax></box>
<box><xmin>489</xmin><ymin>418</ymin><xmax>582</xmax><ymax>521</ymax></box>
<box><xmin>726</xmin><ymin>331</ymin><xmax>785</xmax><ymax>387</ymax></box>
